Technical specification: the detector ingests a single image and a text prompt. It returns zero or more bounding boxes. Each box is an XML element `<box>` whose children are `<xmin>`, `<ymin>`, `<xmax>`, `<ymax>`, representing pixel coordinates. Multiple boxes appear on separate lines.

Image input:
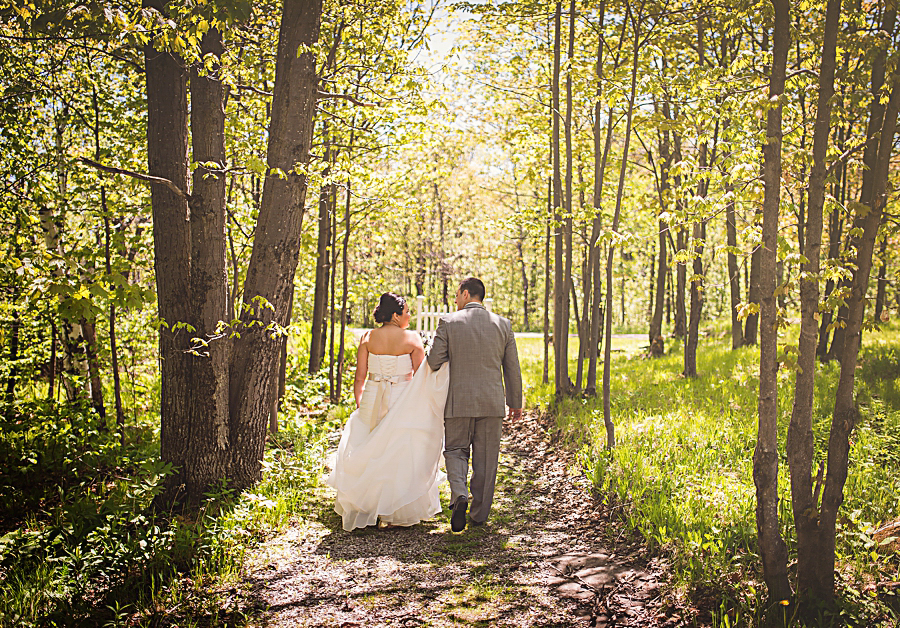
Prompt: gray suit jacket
<box><xmin>426</xmin><ymin>302</ymin><xmax>523</xmax><ymax>419</ymax></box>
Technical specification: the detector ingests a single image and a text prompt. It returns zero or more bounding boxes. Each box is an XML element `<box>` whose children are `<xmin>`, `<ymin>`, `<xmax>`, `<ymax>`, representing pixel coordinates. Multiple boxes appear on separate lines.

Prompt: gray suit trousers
<box><xmin>444</xmin><ymin>416</ymin><xmax>503</xmax><ymax>524</ymax></box>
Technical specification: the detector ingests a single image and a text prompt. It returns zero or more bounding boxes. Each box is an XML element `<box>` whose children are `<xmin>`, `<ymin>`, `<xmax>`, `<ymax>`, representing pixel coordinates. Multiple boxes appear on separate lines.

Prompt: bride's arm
<box><xmin>408</xmin><ymin>332</ymin><xmax>425</xmax><ymax>373</ymax></box>
<box><xmin>354</xmin><ymin>336</ymin><xmax>370</xmax><ymax>407</ymax></box>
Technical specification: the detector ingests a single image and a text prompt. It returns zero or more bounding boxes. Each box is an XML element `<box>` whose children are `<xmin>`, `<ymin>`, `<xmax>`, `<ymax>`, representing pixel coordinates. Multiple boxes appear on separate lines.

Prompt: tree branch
<box><xmin>316</xmin><ymin>90</ymin><xmax>377</xmax><ymax>107</ymax></box>
<box><xmin>233</xmin><ymin>84</ymin><xmax>273</xmax><ymax>97</ymax></box>
<box><xmin>79</xmin><ymin>157</ymin><xmax>191</xmax><ymax>202</ymax></box>
<box><xmin>824</xmin><ymin>138</ymin><xmax>871</xmax><ymax>178</ymax></box>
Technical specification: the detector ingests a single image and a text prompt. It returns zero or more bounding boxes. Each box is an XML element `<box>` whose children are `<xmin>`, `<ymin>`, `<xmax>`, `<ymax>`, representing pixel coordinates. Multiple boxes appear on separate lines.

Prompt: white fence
<box><xmin>415</xmin><ymin>295</ymin><xmax>493</xmax><ymax>338</ymax></box>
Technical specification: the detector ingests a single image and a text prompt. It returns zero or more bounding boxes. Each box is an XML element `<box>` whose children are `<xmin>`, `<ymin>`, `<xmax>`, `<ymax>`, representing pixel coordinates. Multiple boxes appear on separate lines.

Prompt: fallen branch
<box><xmin>79</xmin><ymin>157</ymin><xmax>190</xmax><ymax>202</ymax></box>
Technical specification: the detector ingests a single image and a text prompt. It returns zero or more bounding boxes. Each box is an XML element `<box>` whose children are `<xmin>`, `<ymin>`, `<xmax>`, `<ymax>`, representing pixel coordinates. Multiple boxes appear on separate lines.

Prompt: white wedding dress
<box><xmin>327</xmin><ymin>353</ymin><xmax>449</xmax><ymax>531</ymax></box>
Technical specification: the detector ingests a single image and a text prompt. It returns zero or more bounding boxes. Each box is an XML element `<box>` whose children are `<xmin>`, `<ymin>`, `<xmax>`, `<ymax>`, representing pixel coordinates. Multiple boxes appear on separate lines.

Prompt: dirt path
<box><xmin>242</xmin><ymin>413</ymin><xmax>680</xmax><ymax>627</ymax></box>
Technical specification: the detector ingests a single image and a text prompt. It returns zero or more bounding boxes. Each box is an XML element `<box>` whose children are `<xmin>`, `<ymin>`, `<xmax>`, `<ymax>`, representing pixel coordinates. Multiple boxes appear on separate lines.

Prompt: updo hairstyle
<box><xmin>373</xmin><ymin>292</ymin><xmax>406</xmax><ymax>324</ymax></box>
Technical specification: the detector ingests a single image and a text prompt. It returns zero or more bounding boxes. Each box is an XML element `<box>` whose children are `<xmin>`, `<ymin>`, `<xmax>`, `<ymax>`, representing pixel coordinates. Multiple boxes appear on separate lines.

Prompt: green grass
<box><xmin>518</xmin><ymin>325</ymin><xmax>900</xmax><ymax>625</ymax></box>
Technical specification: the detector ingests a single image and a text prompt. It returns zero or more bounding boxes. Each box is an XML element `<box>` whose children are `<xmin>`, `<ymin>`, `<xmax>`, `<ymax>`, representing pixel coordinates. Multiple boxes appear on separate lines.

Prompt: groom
<box><xmin>427</xmin><ymin>277</ymin><xmax>523</xmax><ymax>532</ymax></box>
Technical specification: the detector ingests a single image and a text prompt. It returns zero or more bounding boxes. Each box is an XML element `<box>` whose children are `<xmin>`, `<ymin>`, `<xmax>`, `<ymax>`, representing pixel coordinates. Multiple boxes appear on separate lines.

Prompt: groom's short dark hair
<box><xmin>459</xmin><ymin>277</ymin><xmax>485</xmax><ymax>301</ymax></box>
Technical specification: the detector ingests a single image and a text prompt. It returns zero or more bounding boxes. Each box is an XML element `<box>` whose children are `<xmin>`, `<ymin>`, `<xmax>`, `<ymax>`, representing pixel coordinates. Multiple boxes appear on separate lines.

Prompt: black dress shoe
<box><xmin>450</xmin><ymin>496</ymin><xmax>468</xmax><ymax>532</ymax></box>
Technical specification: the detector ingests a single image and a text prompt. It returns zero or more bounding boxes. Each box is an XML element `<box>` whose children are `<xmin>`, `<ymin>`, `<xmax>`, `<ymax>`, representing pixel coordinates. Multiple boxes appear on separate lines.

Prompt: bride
<box><xmin>327</xmin><ymin>292</ymin><xmax>449</xmax><ymax>531</ymax></box>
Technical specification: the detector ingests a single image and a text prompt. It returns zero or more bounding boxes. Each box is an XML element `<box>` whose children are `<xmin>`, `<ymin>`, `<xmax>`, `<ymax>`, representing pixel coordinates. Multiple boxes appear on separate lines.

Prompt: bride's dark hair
<box><xmin>373</xmin><ymin>292</ymin><xmax>406</xmax><ymax>324</ymax></box>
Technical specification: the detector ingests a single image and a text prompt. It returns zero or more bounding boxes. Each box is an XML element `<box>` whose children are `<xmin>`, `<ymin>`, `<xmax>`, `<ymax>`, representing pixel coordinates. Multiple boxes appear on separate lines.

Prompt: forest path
<box><xmin>242</xmin><ymin>412</ymin><xmax>676</xmax><ymax>627</ymax></box>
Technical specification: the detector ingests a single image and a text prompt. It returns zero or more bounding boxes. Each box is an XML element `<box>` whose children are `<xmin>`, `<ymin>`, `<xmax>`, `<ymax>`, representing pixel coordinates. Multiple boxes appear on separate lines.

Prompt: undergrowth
<box><xmin>0</xmin><ymin>350</ymin><xmax>344</xmax><ymax>626</ymax></box>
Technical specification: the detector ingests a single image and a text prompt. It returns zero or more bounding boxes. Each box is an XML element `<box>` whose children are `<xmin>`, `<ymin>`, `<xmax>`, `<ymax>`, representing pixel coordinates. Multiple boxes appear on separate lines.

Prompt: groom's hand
<box><xmin>507</xmin><ymin>408</ymin><xmax>522</xmax><ymax>421</ymax></box>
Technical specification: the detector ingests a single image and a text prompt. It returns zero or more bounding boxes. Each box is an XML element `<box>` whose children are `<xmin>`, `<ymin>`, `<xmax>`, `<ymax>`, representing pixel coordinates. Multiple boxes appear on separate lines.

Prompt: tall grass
<box><xmin>517</xmin><ymin>327</ymin><xmax>900</xmax><ymax>625</ymax></box>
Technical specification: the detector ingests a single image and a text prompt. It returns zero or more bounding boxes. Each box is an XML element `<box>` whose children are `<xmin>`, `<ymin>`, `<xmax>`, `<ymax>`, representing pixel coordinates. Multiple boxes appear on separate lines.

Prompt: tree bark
<box><xmin>561</xmin><ymin>0</ymin><xmax>576</xmax><ymax>395</ymax></box>
<box><xmin>3</xmin><ymin>310</ymin><xmax>20</xmax><ymax>418</ymax></box>
<box><xmin>586</xmin><ymin>1</ymin><xmax>612</xmax><ymax>394</ymax></box>
<box><xmin>786</xmin><ymin>0</ymin><xmax>840</xmax><ymax>610</ymax></box>
<box><xmin>144</xmin><ymin>0</ymin><xmax>193</xmax><ymax>505</ymax></box>
<box><xmin>102</xmin><ymin>198</ymin><xmax>126</xmax><ymax>443</ymax></box>
<box><xmin>725</xmin><ymin>176</ymin><xmax>743</xmax><ymax>349</ymax></box>
<box><xmin>543</xmin><ymin>176</ymin><xmax>551</xmax><ymax>386</ymax></box>
<box><xmin>816</xmin><ymin>15</ymin><xmax>900</xmax><ymax>606</ymax></box>
<box><xmin>753</xmin><ymin>0</ymin><xmax>793</xmax><ymax>606</ymax></box>
<box><xmin>673</xmin><ymin>133</ymin><xmax>687</xmax><ymax>339</ymax></box>
<box><xmin>309</xmin><ymin>123</ymin><xmax>333</xmax><ymax>374</ymax></box>
<box><xmin>80</xmin><ymin>319</ymin><xmax>106</xmax><ymax>418</ymax></box>
<box><xmin>745</xmin><ymin>211</ymin><xmax>762</xmax><ymax>345</ymax></box>
<box><xmin>228</xmin><ymin>0</ymin><xmax>324</xmax><ymax>489</ymax></box>
<box><xmin>817</xmin><ymin>119</ymin><xmax>850</xmax><ymax>359</ymax></box>
<box><xmin>336</xmin><ymin>181</ymin><xmax>352</xmax><ymax>401</ymax></box>
<box><xmin>551</xmin><ymin>1</ymin><xmax>570</xmax><ymax>397</ymax></box>
<box><xmin>683</xmin><ymin>143</ymin><xmax>708</xmax><ymax>378</ymax></box>
<box><xmin>649</xmin><ymin>171</ymin><xmax>668</xmax><ymax>354</ymax></box>
<box><xmin>187</xmin><ymin>26</ymin><xmax>230</xmax><ymax>502</ymax></box>
<box><xmin>874</xmin><ymin>235</ymin><xmax>888</xmax><ymax>324</ymax></box>
<box><xmin>603</xmin><ymin>1</ymin><xmax>643</xmax><ymax>448</ymax></box>
<box><xmin>649</xmin><ymin>98</ymin><xmax>671</xmax><ymax>355</ymax></box>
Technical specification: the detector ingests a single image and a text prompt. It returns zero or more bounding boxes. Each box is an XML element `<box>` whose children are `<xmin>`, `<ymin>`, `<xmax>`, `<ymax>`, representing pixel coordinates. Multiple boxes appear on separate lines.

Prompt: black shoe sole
<box><xmin>450</xmin><ymin>497</ymin><xmax>467</xmax><ymax>532</ymax></box>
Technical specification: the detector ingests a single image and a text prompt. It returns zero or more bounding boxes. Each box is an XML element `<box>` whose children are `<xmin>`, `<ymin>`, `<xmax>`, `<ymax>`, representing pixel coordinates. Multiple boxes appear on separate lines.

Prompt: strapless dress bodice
<box><xmin>367</xmin><ymin>353</ymin><xmax>413</xmax><ymax>377</ymax></box>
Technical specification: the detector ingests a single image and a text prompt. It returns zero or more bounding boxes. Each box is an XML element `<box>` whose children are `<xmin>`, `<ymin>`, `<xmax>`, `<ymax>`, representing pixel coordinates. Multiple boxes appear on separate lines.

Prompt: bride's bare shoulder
<box><xmin>405</xmin><ymin>330</ymin><xmax>424</xmax><ymax>348</ymax></box>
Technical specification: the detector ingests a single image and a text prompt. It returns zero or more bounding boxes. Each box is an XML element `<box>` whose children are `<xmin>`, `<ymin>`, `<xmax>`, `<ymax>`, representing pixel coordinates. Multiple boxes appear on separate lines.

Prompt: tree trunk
<box><xmin>875</xmin><ymin>235</ymin><xmax>888</xmax><ymax>324</ymax></box>
<box><xmin>144</xmin><ymin>0</ymin><xmax>193</xmax><ymax>505</ymax></box>
<box><xmin>309</xmin><ymin>124</ymin><xmax>333</xmax><ymax>374</ymax></box>
<box><xmin>187</xmin><ymin>26</ymin><xmax>230</xmax><ymax>502</ymax></box>
<box><xmin>725</xmin><ymin>175</ymin><xmax>743</xmax><ymax>349</ymax></box>
<box><xmin>228</xmin><ymin>0</ymin><xmax>324</xmax><ymax>490</ymax></box>
<box><xmin>787</xmin><ymin>0</ymin><xmax>840</xmax><ymax>611</ymax></box>
<box><xmin>684</xmin><ymin>128</ymin><xmax>712</xmax><ymax>378</ymax></box>
<box><xmin>561</xmin><ymin>0</ymin><xmax>576</xmax><ymax>395</ymax></box>
<box><xmin>48</xmin><ymin>320</ymin><xmax>56</xmax><ymax>401</ymax></box>
<box><xmin>551</xmin><ymin>1</ymin><xmax>570</xmax><ymax>397</ymax></box>
<box><xmin>102</xmin><ymin>200</ymin><xmax>126</xmax><ymax>443</ymax></box>
<box><xmin>817</xmin><ymin>121</ymin><xmax>849</xmax><ymax>359</ymax></box>
<box><xmin>587</xmin><ymin>107</ymin><xmax>614</xmax><ymax>394</ymax></box>
<box><xmin>543</xmin><ymin>176</ymin><xmax>551</xmax><ymax>386</ymax></box>
<box><xmin>673</xmin><ymin>133</ymin><xmax>687</xmax><ymax>339</ymax></box>
<box><xmin>518</xmin><ymin>234</ymin><xmax>530</xmax><ymax>330</ymax></box>
<box><xmin>603</xmin><ymin>1</ymin><xmax>642</xmax><ymax>448</ymax></box>
<box><xmin>3</xmin><ymin>311</ymin><xmax>20</xmax><ymax>418</ymax></box>
<box><xmin>649</xmin><ymin>102</ymin><xmax>671</xmax><ymax>355</ymax></box>
<box><xmin>753</xmin><ymin>0</ymin><xmax>793</xmax><ymax>607</ymax></box>
<box><xmin>80</xmin><ymin>319</ymin><xmax>106</xmax><ymax>418</ymax></box>
<box><xmin>328</xmin><ymin>188</ymin><xmax>339</xmax><ymax>400</ymax></box>
<box><xmin>586</xmin><ymin>2</ymin><xmax>610</xmax><ymax>394</ymax></box>
<box><xmin>683</xmin><ymin>218</ymin><xmax>705</xmax><ymax>378</ymax></box>
<box><xmin>336</xmin><ymin>181</ymin><xmax>352</xmax><ymax>401</ymax></box>
<box><xmin>816</xmin><ymin>12</ymin><xmax>899</xmax><ymax>606</ymax></box>
<box><xmin>270</xmin><ymin>285</ymin><xmax>292</xmax><ymax>434</ymax></box>
<box><xmin>745</xmin><ymin>210</ymin><xmax>762</xmax><ymax>345</ymax></box>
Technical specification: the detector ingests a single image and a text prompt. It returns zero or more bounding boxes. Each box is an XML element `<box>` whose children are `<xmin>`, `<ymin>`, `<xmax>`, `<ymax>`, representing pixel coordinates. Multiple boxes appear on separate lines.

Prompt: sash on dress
<box><xmin>367</xmin><ymin>371</ymin><xmax>413</xmax><ymax>430</ymax></box>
